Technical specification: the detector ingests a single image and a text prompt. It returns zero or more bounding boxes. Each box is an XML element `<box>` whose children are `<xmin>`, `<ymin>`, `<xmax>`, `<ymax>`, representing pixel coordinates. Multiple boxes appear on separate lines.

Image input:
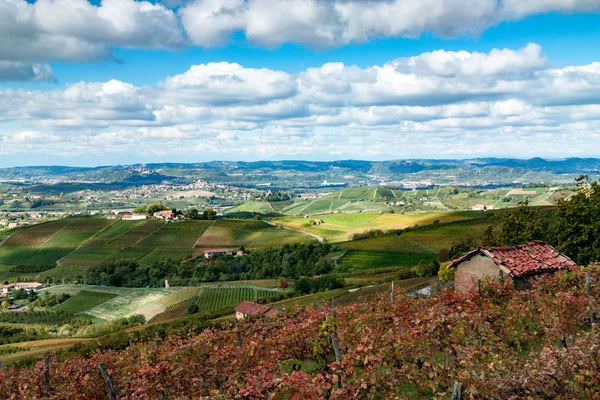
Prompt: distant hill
<box><xmin>1</xmin><ymin>157</ymin><xmax>598</xmax><ymax>188</ymax></box>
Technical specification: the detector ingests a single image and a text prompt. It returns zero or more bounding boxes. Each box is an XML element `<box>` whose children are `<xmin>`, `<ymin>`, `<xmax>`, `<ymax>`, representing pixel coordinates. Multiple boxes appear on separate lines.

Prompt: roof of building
<box><xmin>234</xmin><ymin>301</ymin><xmax>281</xmax><ymax>317</ymax></box>
<box><xmin>203</xmin><ymin>248</ymin><xmax>234</xmax><ymax>254</ymax></box>
<box><xmin>448</xmin><ymin>241</ymin><xmax>576</xmax><ymax>278</ymax></box>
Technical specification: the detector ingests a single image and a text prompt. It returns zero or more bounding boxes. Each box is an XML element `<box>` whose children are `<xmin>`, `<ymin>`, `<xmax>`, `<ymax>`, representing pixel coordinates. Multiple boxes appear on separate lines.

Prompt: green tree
<box><xmin>203</xmin><ymin>207</ymin><xmax>217</xmax><ymax>220</ymax></box>
<box><xmin>449</xmin><ymin>233</ymin><xmax>477</xmax><ymax>259</ymax></box>
<box><xmin>133</xmin><ymin>206</ymin><xmax>147</xmax><ymax>214</ymax></box>
<box><xmin>481</xmin><ymin>225</ymin><xmax>498</xmax><ymax>246</ymax></box>
<box><xmin>554</xmin><ymin>175</ymin><xmax>600</xmax><ymax>265</ymax></box>
<box><xmin>185</xmin><ymin>207</ymin><xmax>200</xmax><ymax>220</ymax></box>
<box><xmin>494</xmin><ymin>200</ymin><xmax>549</xmax><ymax>246</ymax></box>
<box><xmin>146</xmin><ymin>203</ymin><xmax>166</xmax><ymax>215</ymax></box>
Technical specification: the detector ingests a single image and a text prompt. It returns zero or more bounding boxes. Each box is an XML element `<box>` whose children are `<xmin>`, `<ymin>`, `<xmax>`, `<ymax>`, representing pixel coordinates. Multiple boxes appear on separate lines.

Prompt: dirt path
<box><xmin>263</xmin><ymin>220</ymin><xmax>324</xmax><ymax>243</ymax></box>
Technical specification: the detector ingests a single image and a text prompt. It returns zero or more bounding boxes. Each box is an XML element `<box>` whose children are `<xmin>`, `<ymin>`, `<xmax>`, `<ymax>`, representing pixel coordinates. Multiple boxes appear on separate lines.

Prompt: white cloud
<box><xmin>0</xmin><ymin>0</ymin><xmax>185</xmax><ymax>65</ymax></box>
<box><xmin>179</xmin><ymin>0</ymin><xmax>600</xmax><ymax>48</ymax></box>
<box><xmin>2</xmin><ymin>44</ymin><xmax>600</xmax><ymax>159</ymax></box>
<box><xmin>159</xmin><ymin>62</ymin><xmax>297</xmax><ymax>105</ymax></box>
<box><xmin>0</xmin><ymin>0</ymin><xmax>598</xmax><ymax>83</ymax></box>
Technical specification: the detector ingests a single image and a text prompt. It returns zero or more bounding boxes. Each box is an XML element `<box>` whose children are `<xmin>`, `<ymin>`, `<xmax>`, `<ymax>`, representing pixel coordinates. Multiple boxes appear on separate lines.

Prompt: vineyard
<box><xmin>148</xmin><ymin>287</ymin><xmax>199</xmax><ymax>323</ymax></box>
<box><xmin>1</xmin><ymin>268</ymin><xmax>598</xmax><ymax>398</ymax></box>
<box><xmin>149</xmin><ymin>286</ymin><xmax>283</xmax><ymax>323</ymax></box>
<box><xmin>195</xmin><ymin>286</ymin><xmax>280</xmax><ymax>313</ymax></box>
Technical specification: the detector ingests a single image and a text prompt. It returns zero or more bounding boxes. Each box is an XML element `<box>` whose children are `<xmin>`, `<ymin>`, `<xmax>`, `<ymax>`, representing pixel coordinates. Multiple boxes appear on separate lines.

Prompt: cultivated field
<box><xmin>271</xmin><ymin>211</ymin><xmax>479</xmax><ymax>242</ymax></box>
<box><xmin>0</xmin><ymin>217</ymin><xmax>314</xmax><ymax>281</ymax></box>
<box><xmin>52</xmin><ymin>290</ymin><xmax>118</xmax><ymax>313</ymax></box>
<box><xmin>337</xmin><ymin>214</ymin><xmax>492</xmax><ymax>269</ymax></box>
<box><xmin>194</xmin><ymin>219</ymin><xmax>314</xmax><ymax>251</ymax></box>
<box><xmin>83</xmin><ymin>288</ymin><xmax>174</xmax><ymax>322</ymax></box>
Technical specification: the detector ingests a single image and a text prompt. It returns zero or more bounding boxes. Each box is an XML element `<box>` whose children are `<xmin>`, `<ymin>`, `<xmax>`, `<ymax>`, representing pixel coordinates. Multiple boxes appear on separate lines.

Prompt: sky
<box><xmin>1</xmin><ymin>0</ymin><xmax>600</xmax><ymax>167</ymax></box>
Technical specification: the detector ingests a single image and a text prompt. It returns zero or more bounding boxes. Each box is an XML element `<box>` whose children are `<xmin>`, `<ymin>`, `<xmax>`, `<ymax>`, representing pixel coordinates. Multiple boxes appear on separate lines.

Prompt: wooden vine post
<box><xmin>43</xmin><ymin>356</ymin><xmax>51</xmax><ymax>395</ymax></box>
<box><xmin>390</xmin><ymin>280</ymin><xmax>395</xmax><ymax>301</ymax></box>
<box><xmin>98</xmin><ymin>363</ymin><xmax>117</xmax><ymax>400</ymax></box>
<box><xmin>0</xmin><ymin>360</ymin><xmax>10</xmax><ymax>397</ymax></box>
<box><xmin>587</xmin><ymin>272</ymin><xmax>595</xmax><ymax>326</ymax></box>
<box><xmin>451</xmin><ymin>381</ymin><xmax>462</xmax><ymax>400</ymax></box>
<box><xmin>331</xmin><ymin>333</ymin><xmax>341</xmax><ymax>363</ymax></box>
<box><xmin>236</xmin><ymin>330</ymin><xmax>243</xmax><ymax>348</ymax></box>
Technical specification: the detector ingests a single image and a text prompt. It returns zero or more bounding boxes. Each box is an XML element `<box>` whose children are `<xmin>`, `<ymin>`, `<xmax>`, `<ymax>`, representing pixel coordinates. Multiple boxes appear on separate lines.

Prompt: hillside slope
<box><xmin>1</xmin><ymin>268</ymin><xmax>598</xmax><ymax>399</ymax></box>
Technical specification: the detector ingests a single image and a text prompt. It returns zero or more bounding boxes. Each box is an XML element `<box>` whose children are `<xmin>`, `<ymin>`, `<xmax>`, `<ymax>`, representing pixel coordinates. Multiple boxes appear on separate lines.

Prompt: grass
<box><xmin>340</xmin><ymin>234</ymin><xmax>434</xmax><ymax>253</ymax></box>
<box><xmin>132</xmin><ymin>220</ymin><xmax>213</xmax><ymax>249</ymax></box>
<box><xmin>272</xmin><ymin>211</ymin><xmax>481</xmax><ymax>242</ymax></box>
<box><xmin>403</xmin><ymin>218</ymin><xmax>492</xmax><ymax>251</ymax></box>
<box><xmin>340</xmin><ymin>249</ymin><xmax>436</xmax><ymax>270</ymax></box>
<box><xmin>195</xmin><ymin>219</ymin><xmax>314</xmax><ymax>251</ymax></box>
<box><xmin>0</xmin><ymin>220</ymin><xmax>68</xmax><ymax>247</ymax></box>
<box><xmin>53</xmin><ymin>290</ymin><xmax>118</xmax><ymax>313</ymax></box>
<box><xmin>84</xmin><ymin>288</ymin><xmax>173</xmax><ymax>321</ymax></box>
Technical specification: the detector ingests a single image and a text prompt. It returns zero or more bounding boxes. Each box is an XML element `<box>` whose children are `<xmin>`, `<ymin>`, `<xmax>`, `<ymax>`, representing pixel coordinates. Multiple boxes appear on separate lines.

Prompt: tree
<box><xmin>554</xmin><ymin>175</ymin><xmax>600</xmax><ymax>265</ymax></box>
<box><xmin>481</xmin><ymin>225</ymin><xmax>498</xmax><ymax>246</ymax></box>
<box><xmin>449</xmin><ymin>233</ymin><xmax>477</xmax><ymax>259</ymax></box>
<box><xmin>133</xmin><ymin>206</ymin><xmax>147</xmax><ymax>214</ymax></box>
<box><xmin>1</xmin><ymin>300</ymin><xmax>8</xmax><ymax>309</ymax></box>
<box><xmin>203</xmin><ymin>207</ymin><xmax>217</xmax><ymax>220</ymax></box>
<box><xmin>146</xmin><ymin>203</ymin><xmax>167</xmax><ymax>215</ymax></box>
<box><xmin>437</xmin><ymin>248</ymin><xmax>450</xmax><ymax>263</ymax></box>
<box><xmin>294</xmin><ymin>278</ymin><xmax>311</xmax><ymax>294</ymax></box>
<box><xmin>185</xmin><ymin>207</ymin><xmax>200</xmax><ymax>220</ymax></box>
<box><xmin>494</xmin><ymin>200</ymin><xmax>549</xmax><ymax>246</ymax></box>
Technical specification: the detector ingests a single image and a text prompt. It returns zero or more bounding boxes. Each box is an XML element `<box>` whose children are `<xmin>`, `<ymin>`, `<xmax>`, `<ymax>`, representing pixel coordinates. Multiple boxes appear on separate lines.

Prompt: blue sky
<box><xmin>1</xmin><ymin>0</ymin><xmax>600</xmax><ymax>167</ymax></box>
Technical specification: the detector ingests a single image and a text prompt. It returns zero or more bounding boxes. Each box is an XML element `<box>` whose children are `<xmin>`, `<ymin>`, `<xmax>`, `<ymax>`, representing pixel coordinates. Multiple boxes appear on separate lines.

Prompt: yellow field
<box><xmin>272</xmin><ymin>212</ymin><xmax>474</xmax><ymax>242</ymax></box>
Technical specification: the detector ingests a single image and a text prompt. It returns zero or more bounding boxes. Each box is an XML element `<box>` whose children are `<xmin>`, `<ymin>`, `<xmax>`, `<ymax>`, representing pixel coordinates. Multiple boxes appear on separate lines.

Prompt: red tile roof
<box><xmin>448</xmin><ymin>241</ymin><xmax>576</xmax><ymax>278</ymax></box>
<box><xmin>234</xmin><ymin>301</ymin><xmax>281</xmax><ymax>317</ymax></box>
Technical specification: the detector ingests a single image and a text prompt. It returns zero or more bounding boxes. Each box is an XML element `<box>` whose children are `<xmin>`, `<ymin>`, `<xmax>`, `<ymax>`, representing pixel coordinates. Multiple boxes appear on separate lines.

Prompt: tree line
<box><xmin>448</xmin><ymin>175</ymin><xmax>600</xmax><ymax>265</ymax></box>
<box><xmin>83</xmin><ymin>242</ymin><xmax>341</xmax><ymax>287</ymax></box>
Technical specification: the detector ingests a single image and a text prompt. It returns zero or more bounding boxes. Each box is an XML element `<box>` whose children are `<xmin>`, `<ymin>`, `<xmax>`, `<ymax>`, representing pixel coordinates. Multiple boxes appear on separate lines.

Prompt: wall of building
<box><xmin>455</xmin><ymin>254</ymin><xmax>501</xmax><ymax>293</ymax></box>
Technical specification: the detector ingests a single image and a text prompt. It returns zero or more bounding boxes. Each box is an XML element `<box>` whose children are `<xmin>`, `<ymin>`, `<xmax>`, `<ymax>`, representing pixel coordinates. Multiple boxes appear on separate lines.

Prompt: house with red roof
<box><xmin>447</xmin><ymin>241</ymin><xmax>576</xmax><ymax>293</ymax></box>
<box><xmin>234</xmin><ymin>301</ymin><xmax>281</xmax><ymax>321</ymax></box>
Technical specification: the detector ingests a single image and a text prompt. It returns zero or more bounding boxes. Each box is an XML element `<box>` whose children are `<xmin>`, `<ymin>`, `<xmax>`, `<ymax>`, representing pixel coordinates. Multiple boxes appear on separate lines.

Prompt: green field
<box><xmin>272</xmin><ymin>211</ymin><xmax>478</xmax><ymax>242</ymax></box>
<box><xmin>0</xmin><ymin>218</ymin><xmax>314</xmax><ymax>280</ymax></box>
<box><xmin>336</xmin><ymin>214</ymin><xmax>492</xmax><ymax>269</ymax></box>
<box><xmin>0</xmin><ymin>218</ymin><xmax>115</xmax><ymax>267</ymax></box>
<box><xmin>53</xmin><ymin>290</ymin><xmax>118</xmax><ymax>313</ymax></box>
<box><xmin>195</xmin><ymin>219</ymin><xmax>315</xmax><ymax>251</ymax></box>
<box><xmin>83</xmin><ymin>288</ymin><xmax>174</xmax><ymax>321</ymax></box>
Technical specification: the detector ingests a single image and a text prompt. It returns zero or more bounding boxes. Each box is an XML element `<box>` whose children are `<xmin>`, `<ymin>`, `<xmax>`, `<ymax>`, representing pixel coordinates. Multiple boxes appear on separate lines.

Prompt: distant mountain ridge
<box><xmin>0</xmin><ymin>158</ymin><xmax>598</xmax><ymax>188</ymax></box>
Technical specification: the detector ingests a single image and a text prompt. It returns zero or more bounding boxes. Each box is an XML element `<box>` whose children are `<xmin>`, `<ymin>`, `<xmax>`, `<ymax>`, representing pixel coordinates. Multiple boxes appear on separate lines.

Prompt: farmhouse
<box><xmin>122</xmin><ymin>213</ymin><xmax>147</xmax><ymax>221</ymax></box>
<box><xmin>153</xmin><ymin>210</ymin><xmax>176</xmax><ymax>220</ymax></box>
<box><xmin>234</xmin><ymin>301</ymin><xmax>281</xmax><ymax>321</ymax></box>
<box><xmin>203</xmin><ymin>248</ymin><xmax>234</xmax><ymax>259</ymax></box>
<box><xmin>448</xmin><ymin>241</ymin><xmax>576</xmax><ymax>293</ymax></box>
<box><xmin>0</xmin><ymin>282</ymin><xmax>43</xmax><ymax>295</ymax></box>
